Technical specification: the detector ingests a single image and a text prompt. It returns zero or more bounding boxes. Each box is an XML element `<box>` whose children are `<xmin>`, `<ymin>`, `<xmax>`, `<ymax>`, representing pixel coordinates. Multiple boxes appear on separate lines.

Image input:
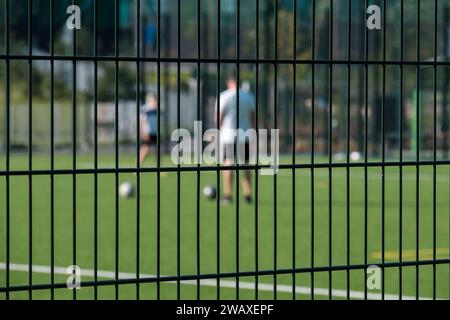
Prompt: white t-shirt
<box><xmin>217</xmin><ymin>89</ymin><xmax>255</xmax><ymax>144</ymax></box>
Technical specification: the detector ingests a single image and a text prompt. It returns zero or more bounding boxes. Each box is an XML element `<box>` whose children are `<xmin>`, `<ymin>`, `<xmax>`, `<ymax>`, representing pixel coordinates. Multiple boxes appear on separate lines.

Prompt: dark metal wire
<box><xmin>381</xmin><ymin>0</ymin><xmax>387</xmax><ymax>301</ymax></box>
<box><xmin>196</xmin><ymin>0</ymin><xmax>201</xmax><ymax>300</ymax></box>
<box><xmin>254</xmin><ymin>0</ymin><xmax>259</xmax><ymax>301</ymax></box>
<box><xmin>216</xmin><ymin>0</ymin><xmax>222</xmax><ymax>301</ymax></box>
<box><xmin>310</xmin><ymin>0</ymin><xmax>316</xmax><ymax>300</ymax></box>
<box><xmin>292</xmin><ymin>0</ymin><xmax>297</xmax><ymax>301</ymax></box>
<box><xmin>416</xmin><ymin>0</ymin><xmax>421</xmax><ymax>300</ymax></box>
<box><xmin>2</xmin><ymin>258</ymin><xmax>449</xmax><ymax>294</ymax></box>
<box><xmin>49</xmin><ymin>0</ymin><xmax>55</xmax><ymax>301</ymax></box>
<box><xmin>71</xmin><ymin>0</ymin><xmax>78</xmax><ymax>301</ymax></box>
<box><xmin>114</xmin><ymin>0</ymin><xmax>120</xmax><ymax>300</ymax></box>
<box><xmin>5</xmin><ymin>0</ymin><xmax>10</xmax><ymax>301</ymax></box>
<box><xmin>4</xmin><ymin>160</ymin><xmax>450</xmax><ymax>177</ymax></box>
<box><xmin>399</xmin><ymin>0</ymin><xmax>404</xmax><ymax>300</ymax></box>
<box><xmin>93</xmin><ymin>0</ymin><xmax>99</xmax><ymax>301</ymax></box>
<box><xmin>5</xmin><ymin>54</ymin><xmax>450</xmax><ymax>66</ymax></box>
<box><xmin>135</xmin><ymin>0</ymin><xmax>141</xmax><ymax>300</ymax></box>
<box><xmin>235</xmin><ymin>0</ymin><xmax>241</xmax><ymax>301</ymax></box>
<box><xmin>346</xmin><ymin>0</ymin><xmax>351</xmax><ymax>301</ymax></box>
<box><xmin>156</xmin><ymin>0</ymin><xmax>162</xmax><ymax>300</ymax></box>
<box><xmin>364</xmin><ymin>0</ymin><xmax>369</xmax><ymax>301</ymax></box>
<box><xmin>398</xmin><ymin>0</ymin><xmax>404</xmax><ymax>300</ymax></box>
<box><xmin>273</xmin><ymin>0</ymin><xmax>278</xmax><ymax>300</ymax></box>
<box><xmin>27</xmin><ymin>0</ymin><xmax>33</xmax><ymax>301</ymax></box>
<box><xmin>328</xmin><ymin>0</ymin><xmax>333</xmax><ymax>300</ymax></box>
<box><xmin>177</xmin><ymin>0</ymin><xmax>181</xmax><ymax>301</ymax></box>
<box><xmin>433</xmin><ymin>0</ymin><xmax>438</xmax><ymax>301</ymax></box>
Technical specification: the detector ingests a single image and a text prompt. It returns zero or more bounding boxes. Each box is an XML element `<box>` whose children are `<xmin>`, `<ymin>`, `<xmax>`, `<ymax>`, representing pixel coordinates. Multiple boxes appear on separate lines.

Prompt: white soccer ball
<box><xmin>350</xmin><ymin>151</ymin><xmax>362</xmax><ymax>161</ymax></box>
<box><xmin>119</xmin><ymin>182</ymin><xmax>134</xmax><ymax>198</ymax></box>
<box><xmin>203</xmin><ymin>185</ymin><xmax>216</xmax><ymax>200</ymax></box>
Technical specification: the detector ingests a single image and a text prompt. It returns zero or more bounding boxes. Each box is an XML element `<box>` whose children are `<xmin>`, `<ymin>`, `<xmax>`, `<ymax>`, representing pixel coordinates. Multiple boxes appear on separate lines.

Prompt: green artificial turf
<box><xmin>0</xmin><ymin>153</ymin><xmax>449</xmax><ymax>300</ymax></box>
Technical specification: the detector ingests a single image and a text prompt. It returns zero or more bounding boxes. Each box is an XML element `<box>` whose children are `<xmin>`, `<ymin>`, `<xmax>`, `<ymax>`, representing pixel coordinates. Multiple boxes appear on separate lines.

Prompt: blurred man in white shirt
<box><xmin>215</xmin><ymin>73</ymin><xmax>255</xmax><ymax>205</ymax></box>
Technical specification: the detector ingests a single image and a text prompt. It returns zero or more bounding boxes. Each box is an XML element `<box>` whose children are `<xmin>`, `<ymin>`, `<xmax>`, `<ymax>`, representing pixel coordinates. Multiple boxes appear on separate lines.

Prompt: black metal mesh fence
<box><xmin>1</xmin><ymin>0</ymin><xmax>450</xmax><ymax>300</ymax></box>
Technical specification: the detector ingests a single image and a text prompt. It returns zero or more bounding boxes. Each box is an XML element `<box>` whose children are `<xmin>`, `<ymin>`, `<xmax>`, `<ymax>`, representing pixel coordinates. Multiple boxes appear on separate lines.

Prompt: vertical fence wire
<box><xmin>254</xmin><ymin>0</ymin><xmax>259</xmax><ymax>301</ymax></box>
<box><xmin>71</xmin><ymin>0</ymin><xmax>78</xmax><ymax>301</ymax></box>
<box><xmin>49</xmin><ymin>0</ymin><xmax>55</xmax><ymax>301</ymax></box>
<box><xmin>114</xmin><ymin>0</ymin><xmax>120</xmax><ymax>300</ymax></box>
<box><xmin>381</xmin><ymin>0</ymin><xmax>387</xmax><ymax>301</ymax></box>
<box><xmin>5</xmin><ymin>0</ymin><xmax>10</xmax><ymax>301</ymax></box>
<box><xmin>310</xmin><ymin>0</ymin><xmax>316</xmax><ymax>301</ymax></box>
<box><xmin>364</xmin><ymin>0</ymin><xmax>370</xmax><ymax>301</ymax></box>
<box><xmin>433</xmin><ymin>0</ymin><xmax>438</xmax><ymax>301</ymax></box>
<box><xmin>328</xmin><ymin>0</ymin><xmax>333</xmax><ymax>300</ymax></box>
<box><xmin>346</xmin><ymin>0</ymin><xmax>352</xmax><ymax>301</ymax></box>
<box><xmin>235</xmin><ymin>0</ymin><xmax>240</xmax><ymax>301</ymax></box>
<box><xmin>416</xmin><ymin>0</ymin><xmax>421</xmax><ymax>300</ymax></box>
<box><xmin>176</xmin><ymin>0</ymin><xmax>181</xmax><ymax>301</ymax></box>
<box><xmin>27</xmin><ymin>0</ymin><xmax>33</xmax><ymax>300</ymax></box>
<box><xmin>399</xmin><ymin>0</ymin><xmax>404</xmax><ymax>300</ymax></box>
<box><xmin>156</xmin><ymin>0</ymin><xmax>162</xmax><ymax>301</ymax></box>
<box><xmin>93</xmin><ymin>0</ymin><xmax>99</xmax><ymax>301</ymax></box>
<box><xmin>135</xmin><ymin>0</ymin><xmax>141</xmax><ymax>301</ymax></box>
<box><xmin>216</xmin><ymin>0</ymin><xmax>222</xmax><ymax>301</ymax></box>
<box><xmin>273</xmin><ymin>0</ymin><xmax>278</xmax><ymax>300</ymax></box>
<box><xmin>292</xmin><ymin>0</ymin><xmax>297</xmax><ymax>301</ymax></box>
<box><xmin>196</xmin><ymin>0</ymin><xmax>202</xmax><ymax>300</ymax></box>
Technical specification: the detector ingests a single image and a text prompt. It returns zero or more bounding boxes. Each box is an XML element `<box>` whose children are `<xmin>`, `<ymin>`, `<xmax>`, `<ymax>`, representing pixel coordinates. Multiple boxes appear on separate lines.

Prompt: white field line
<box><xmin>0</xmin><ymin>262</ymin><xmax>431</xmax><ymax>300</ymax></box>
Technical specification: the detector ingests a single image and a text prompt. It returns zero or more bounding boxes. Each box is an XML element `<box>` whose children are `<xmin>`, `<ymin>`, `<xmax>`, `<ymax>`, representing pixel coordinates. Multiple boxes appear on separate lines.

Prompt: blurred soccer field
<box><xmin>0</xmin><ymin>154</ymin><xmax>449</xmax><ymax>300</ymax></box>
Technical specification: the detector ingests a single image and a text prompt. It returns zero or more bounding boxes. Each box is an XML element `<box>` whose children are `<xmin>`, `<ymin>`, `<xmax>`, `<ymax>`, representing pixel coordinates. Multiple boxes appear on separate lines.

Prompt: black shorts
<box><xmin>142</xmin><ymin>134</ymin><xmax>158</xmax><ymax>147</ymax></box>
<box><xmin>222</xmin><ymin>142</ymin><xmax>251</xmax><ymax>163</ymax></box>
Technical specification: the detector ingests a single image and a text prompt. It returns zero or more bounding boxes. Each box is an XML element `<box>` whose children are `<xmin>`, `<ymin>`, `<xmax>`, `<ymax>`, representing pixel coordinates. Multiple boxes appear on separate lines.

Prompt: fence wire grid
<box><xmin>1</xmin><ymin>0</ymin><xmax>450</xmax><ymax>301</ymax></box>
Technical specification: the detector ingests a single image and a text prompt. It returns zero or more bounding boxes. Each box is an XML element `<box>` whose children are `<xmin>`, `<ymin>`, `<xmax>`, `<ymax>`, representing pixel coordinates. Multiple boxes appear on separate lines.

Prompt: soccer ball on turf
<box><xmin>119</xmin><ymin>182</ymin><xmax>134</xmax><ymax>198</ymax></box>
<box><xmin>202</xmin><ymin>186</ymin><xmax>217</xmax><ymax>200</ymax></box>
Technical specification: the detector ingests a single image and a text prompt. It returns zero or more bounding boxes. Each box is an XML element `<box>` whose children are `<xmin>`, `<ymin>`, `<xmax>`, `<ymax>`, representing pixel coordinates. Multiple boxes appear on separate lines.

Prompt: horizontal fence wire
<box><xmin>1</xmin><ymin>259</ymin><xmax>450</xmax><ymax>294</ymax></box>
<box><xmin>5</xmin><ymin>55</ymin><xmax>450</xmax><ymax>65</ymax></box>
<box><xmin>3</xmin><ymin>160</ymin><xmax>450</xmax><ymax>176</ymax></box>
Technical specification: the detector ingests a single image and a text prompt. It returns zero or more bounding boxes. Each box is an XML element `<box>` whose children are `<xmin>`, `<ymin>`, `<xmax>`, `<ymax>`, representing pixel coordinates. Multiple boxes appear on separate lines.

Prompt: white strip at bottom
<box><xmin>0</xmin><ymin>262</ymin><xmax>431</xmax><ymax>300</ymax></box>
